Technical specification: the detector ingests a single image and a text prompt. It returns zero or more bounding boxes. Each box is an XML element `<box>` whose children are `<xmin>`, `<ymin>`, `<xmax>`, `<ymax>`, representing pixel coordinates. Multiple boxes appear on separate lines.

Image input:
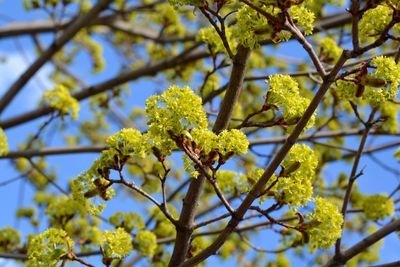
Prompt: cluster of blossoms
<box><xmin>274</xmin><ymin>144</ymin><xmax>318</xmax><ymax>206</ymax></box>
<box><xmin>27</xmin><ymin>227</ymin><xmax>136</xmax><ymax>266</ymax></box>
<box><xmin>361</xmin><ymin>194</ymin><xmax>395</xmax><ymax>221</ymax></box>
<box><xmin>0</xmin><ymin>227</ymin><xmax>20</xmax><ymax>252</ymax></box>
<box><xmin>266</xmin><ymin>75</ymin><xmax>315</xmax><ymax>130</ymax></box>
<box><xmin>74</xmin><ymin>31</ymin><xmax>105</xmax><ymax>73</ymax></box>
<box><xmin>359</xmin><ymin>4</ymin><xmax>400</xmax><ymax>42</ymax></box>
<box><xmin>27</xmin><ymin>228</ymin><xmax>74</xmax><ymax>267</ymax></box>
<box><xmin>101</xmin><ymin>228</ymin><xmax>133</xmax><ymax>264</ymax></box>
<box><xmin>170</xmin><ymin>0</ymin><xmax>316</xmax><ymax>49</ymax></box>
<box><xmin>0</xmin><ymin>127</ymin><xmax>8</xmax><ymax>156</ymax></box>
<box><xmin>42</xmin><ymin>84</ymin><xmax>80</xmax><ymax>120</ymax></box>
<box><xmin>235</xmin><ymin>1</ymin><xmax>315</xmax><ymax>47</ymax></box>
<box><xmin>196</xmin><ymin>26</ymin><xmax>236</xmax><ymax>56</ymax></box>
<box><xmin>335</xmin><ymin>56</ymin><xmax>400</xmax><ymax>106</ymax></box>
<box><xmin>133</xmin><ymin>231</ymin><xmax>158</xmax><ymax>257</ymax></box>
<box><xmin>305</xmin><ymin>197</ymin><xmax>343</xmax><ymax>250</ymax></box>
<box><xmin>109</xmin><ymin>211</ymin><xmax>145</xmax><ymax>233</ymax></box>
<box><xmin>319</xmin><ymin>37</ymin><xmax>343</xmax><ymax>64</ymax></box>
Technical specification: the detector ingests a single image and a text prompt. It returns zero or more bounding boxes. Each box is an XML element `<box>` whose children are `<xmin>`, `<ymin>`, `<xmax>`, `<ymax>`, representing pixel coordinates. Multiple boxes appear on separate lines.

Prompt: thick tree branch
<box><xmin>0</xmin><ymin>48</ymin><xmax>208</xmax><ymax>129</ymax></box>
<box><xmin>168</xmin><ymin>45</ymin><xmax>251</xmax><ymax>267</ymax></box>
<box><xmin>324</xmin><ymin>219</ymin><xmax>400</xmax><ymax>267</ymax></box>
<box><xmin>178</xmin><ymin>50</ymin><xmax>350</xmax><ymax>267</ymax></box>
<box><xmin>0</xmin><ymin>146</ymin><xmax>106</xmax><ymax>159</ymax></box>
<box><xmin>0</xmin><ymin>0</ymin><xmax>114</xmax><ymax>114</ymax></box>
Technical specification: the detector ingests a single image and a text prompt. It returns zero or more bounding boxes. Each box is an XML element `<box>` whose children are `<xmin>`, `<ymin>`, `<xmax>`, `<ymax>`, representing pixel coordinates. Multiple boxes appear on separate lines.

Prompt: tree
<box><xmin>0</xmin><ymin>0</ymin><xmax>399</xmax><ymax>266</ymax></box>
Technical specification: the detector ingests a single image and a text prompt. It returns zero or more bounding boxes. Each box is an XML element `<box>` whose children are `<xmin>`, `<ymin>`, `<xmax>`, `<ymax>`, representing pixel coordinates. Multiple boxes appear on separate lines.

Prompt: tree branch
<box><xmin>178</xmin><ymin>49</ymin><xmax>350</xmax><ymax>267</ymax></box>
<box><xmin>0</xmin><ymin>0</ymin><xmax>114</xmax><ymax>114</ymax></box>
<box><xmin>0</xmin><ymin>48</ymin><xmax>208</xmax><ymax>129</ymax></box>
<box><xmin>324</xmin><ymin>219</ymin><xmax>400</xmax><ymax>266</ymax></box>
<box><xmin>168</xmin><ymin>45</ymin><xmax>251</xmax><ymax>267</ymax></box>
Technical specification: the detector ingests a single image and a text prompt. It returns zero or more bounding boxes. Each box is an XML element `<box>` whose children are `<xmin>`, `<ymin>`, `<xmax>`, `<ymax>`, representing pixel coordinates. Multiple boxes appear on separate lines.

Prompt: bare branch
<box><xmin>0</xmin><ymin>0</ymin><xmax>114</xmax><ymax>114</ymax></box>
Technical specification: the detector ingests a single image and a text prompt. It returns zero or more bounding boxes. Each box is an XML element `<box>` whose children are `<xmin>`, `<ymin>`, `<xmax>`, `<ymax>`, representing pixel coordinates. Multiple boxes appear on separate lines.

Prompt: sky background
<box><xmin>0</xmin><ymin>1</ymin><xmax>399</xmax><ymax>266</ymax></box>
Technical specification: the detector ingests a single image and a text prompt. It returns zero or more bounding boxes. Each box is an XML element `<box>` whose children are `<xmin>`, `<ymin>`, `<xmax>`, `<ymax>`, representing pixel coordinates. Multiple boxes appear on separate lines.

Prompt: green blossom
<box><xmin>217</xmin><ymin>129</ymin><xmax>249</xmax><ymax>156</ymax></box>
<box><xmin>0</xmin><ymin>227</ymin><xmax>20</xmax><ymax>252</ymax></box>
<box><xmin>362</xmin><ymin>194</ymin><xmax>394</xmax><ymax>221</ymax></box>
<box><xmin>216</xmin><ymin>170</ymin><xmax>237</xmax><ymax>193</ymax></box>
<box><xmin>27</xmin><ymin>228</ymin><xmax>74</xmax><ymax>267</ymax></box>
<box><xmin>134</xmin><ymin>230</ymin><xmax>157</xmax><ymax>257</ymax></box>
<box><xmin>109</xmin><ymin>212</ymin><xmax>145</xmax><ymax>233</ymax></box>
<box><xmin>359</xmin><ymin>5</ymin><xmax>393</xmax><ymax>41</ymax></box>
<box><xmin>0</xmin><ymin>128</ymin><xmax>8</xmax><ymax>156</ymax></box>
<box><xmin>43</xmin><ymin>84</ymin><xmax>80</xmax><ymax>120</ymax></box>
<box><xmin>266</xmin><ymin>75</ymin><xmax>315</xmax><ymax>130</ymax></box>
<box><xmin>363</xmin><ymin>56</ymin><xmax>400</xmax><ymax>105</ymax></box>
<box><xmin>275</xmin><ymin>144</ymin><xmax>318</xmax><ymax>206</ymax></box>
<box><xmin>197</xmin><ymin>26</ymin><xmax>236</xmax><ymax>56</ymax></box>
<box><xmin>191</xmin><ymin>128</ymin><xmax>218</xmax><ymax>155</ymax></box>
<box><xmin>289</xmin><ymin>5</ymin><xmax>315</xmax><ymax>35</ymax></box>
<box><xmin>106</xmin><ymin>128</ymin><xmax>149</xmax><ymax>158</ymax></box>
<box><xmin>235</xmin><ymin>4</ymin><xmax>273</xmax><ymax>48</ymax></box>
<box><xmin>146</xmin><ymin>85</ymin><xmax>208</xmax><ymax>155</ymax></box>
<box><xmin>319</xmin><ymin>37</ymin><xmax>342</xmax><ymax>63</ymax></box>
<box><xmin>334</xmin><ymin>80</ymin><xmax>357</xmax><ymax>101</ymax></box>
<box><xmin>102</xmin><ymin>228</ymin><xmax>133</xmax><ymax>261</ymax></box>
<box><xmin>45</xmin><ymin>196</ymin><xmax>82</xmax><ymax>226</ymax></box>
<box><xmin>168</xmin><ymin>0</ymin><xmax>203</xmax><ymax>8</ymax></box>
<box><xmin>16</xmin><ymin>207</ymin><xmax>35</xmax><ymax>218</ymax></box>
<box><xmin>70</xmin><ymin>172</ymin><xmax>108</xmax><ymax>215</ymax></box>
<box><xmin>306</xmin><ymin>197</ymin><xmax>343</xmax><ymax>250</ymax></box>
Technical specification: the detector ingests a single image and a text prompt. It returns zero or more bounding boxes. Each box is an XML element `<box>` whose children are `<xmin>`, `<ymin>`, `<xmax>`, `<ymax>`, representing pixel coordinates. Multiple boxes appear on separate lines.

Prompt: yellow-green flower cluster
<box><xmin>335</xmin><ymin>56</ymin><xmax>400</xmax><ymax>105</ymax></box>
<box><xmin>190</xmin><ymin>237</ymin><xmax>211</xmax><ymax>256</ymax></box>
<box><xmin>197</xmin><ymin>26</ymin><xmax>236</xmax><ymax>56</ymax></box>
<box><xmin>16</xmin><ymin>207</ymin><xmax>35</xmax><ymax>218</ymax></box>
<box><xmin>106</xmin><ymin>128</ymin><xmax>149</xmax><ymax>158</ymax></box>
<box><xmin>0</xmin><ymin>227</ymin><xmax>20</xmax><ymax>252</ymax></box>
<box><xmin>27</xmin><ymin>228</ymin><xmax>74</xmax><ymax>267</ymax></box>
<box><xmin>216</xmin><ymin>170</ymin><xmax>237</xmax><ymax>194</ymax></box>
<box><xmin>266</xmin><ymin>75</ymin><xmax>315</xmax><ymax>129</ymax></box>
<box><xmin>109</xmin><ymin>212</ymin><xmax>145</xmax><ymax>233</ymax></box>
<box><xmin>289</xmin><ymin>4</ymin><xmax>315</xmax><ymax>35</ymax></box>
<box><xmin>319</xmin><ymin>37</ymin><xmax>342</xmax><ymax>64</ymax></box>
<box><xmin>275</xmin><ymin>144</ymin><xmax>318</xmax><ymax>206</ymax></box>
<box><xmin>364</xmin><ymin>56</ymin><xmax>400</xmax><ymax>106</ymax></box>
<box><xmin>45</xmin><ymin>196</ymin><xmax>82</xmax><ymax>226</ymax></box>
<box><xmin>190</xmin><ymin>128</ymin><xmax>249</xmax><ymax>162</ymax></box>
<box><xmin>235</xmin><ymin>4</ymin><xmax>273</xmax><ymax>48</ymax></box>
<box><xmin>70</xmin><ymin>128</ymin><xmax>149</xmax><ymax>212</ymax></box>
<box><xmin>361</xmin><ymin>194</ymin><xmax>394</xmax><ymax>221</ymax></box>
<box><xmin>334</xmin><ymin>80</ymin><xmax>357</xmax><ymax>101</ymax></box>
<box><xmin>306</xmin><ymin>197</ymin><xmax>343</xmax><ymax>250</ymax></box>
<box><xmin>359</xmin><ymin>5</ymin><xmax>393</xmax><ymax>41</ymax></box>
<box><xmin>70</xmin><ymin>172</ymin><xmax>107</xmax><ymax>215</ymax></box>
<box><xmin>0</xmin><ymin>127</ymin><xmax>8</xmax><ymax>156</ymax></box>
<box><xmin>235</xmin><ymin>2</ymin><xmax>315</xmax><ymax>47</ymax></box>
<box><xmin>134</xmin><ymin>230</ymin><xmax>157</xmax><ymax>257</ymax></box>
<box><xmin>146</xmin><ymin>85</ymin><xmax>208</xmax><ymax>155</ymax></box>
<box><xmin>266</xmin><ymin>253</ymin><xmax>290</xmax><ymax>267</ymax></box>
<box><xmin>75</xmin><ymin>32</ymin><xmax>105</xmax><ymax>73</ymax></box>
<box><xmin>379</xmin><ymin>101</ymin><xmax>398</xmax><ymax>133</ymax></box>
<box><xmin>168</xmin><ymin>0</ymin><xmax>203</xmax><ymax>8</ymax></box>
<box><xmin>24</xmin><ymin>0</ymin><xmax>74</xmax><ymax>10</ymax></box>
<box><xmin>101</xmin><ymin>228</ymin><xmax>133</xmax><ymax>261</ymax></box>
<box><xmin>33</xmin><ymin>191</ymin><xmax>54</xmax><ymax>206</ymax></box>
<box><xmin>395</xmin><ymin>148</ymin><xmax>400</xmax><ymax>159</ymax></box>
<box><xmin>43</xmin><ymin>84</ymin><xmax>80</xmax><ymax>120</ymax></box>
<box><xmin>151</xmin><ymin>205</ymin><xmax>177</xmax><ymax>238</ymax></box>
